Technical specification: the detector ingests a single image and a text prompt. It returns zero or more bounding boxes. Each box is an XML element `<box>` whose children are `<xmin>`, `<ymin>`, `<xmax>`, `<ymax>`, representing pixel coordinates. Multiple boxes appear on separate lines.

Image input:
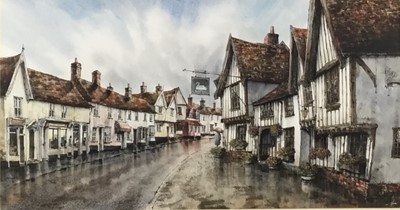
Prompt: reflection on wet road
<box><xmin>1</xmin><ymin>140</ymin><xmax>202</xmax><ymax>210</ymax></box>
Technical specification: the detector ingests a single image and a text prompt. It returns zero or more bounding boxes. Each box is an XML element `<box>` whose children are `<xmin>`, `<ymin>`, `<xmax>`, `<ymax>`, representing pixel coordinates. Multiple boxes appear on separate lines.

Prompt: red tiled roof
<box><xmin>78</xmin><ymin>79</ymin><xmax>155</xmax><ymax>113</ymax></box>
<box><xmin>324</xmin><ymin>0</ymin><xmax>400</xmax><ymax>55</ymax></box>
<box><xmin>0</xmin><ymin>54</ymin><xmax>21</xmax><ymax>97</ymax></box>
<box><xmin>231</xmin><ymin>37</ymin><xmax>290</xmax><ymax>83</ymax></box>
<box><xmin>27</xmin><ymin>68</ymin><xmax>92</xmax><ymax>108</ymax></box>
<box><xmin>291</xmin><ymin>27</ymin><xmax>308</xmax><ymax>66</ymax></box>
<box><xmin>163</xmin><ymin>87</ymin><xmax>178</xmax><ymax>106</ymax></box>
<box><xmin>253</xmin><ymin>83</ymin><xmax>291</xmax><ymax>106</ymax></box>
<box><xmin>132</xmin><ymin>92</ymin><xmax>160</xmax><ymax>106</ymax></box>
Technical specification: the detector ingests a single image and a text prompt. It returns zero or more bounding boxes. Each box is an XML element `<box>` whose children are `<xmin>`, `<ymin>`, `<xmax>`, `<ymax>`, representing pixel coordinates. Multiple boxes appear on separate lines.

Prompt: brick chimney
<box><xmin>140</xmin><ymin>82</ymin><xmax>147</xmax><ymax>94</ymax></box>
<box><xmin>92</xmin><ymin>70</ymin><xmax>101</xmax><ymax>86</ymax></box>
<box><xmin>200</xmin><ymin>98</ymin><xmax>205</xmax><ymax>108</ymax></box>
<box><xmin>155</xmin><ymin>84</ymin><xmax>162</xmax><ymax>94</ymax></box>
<box><xmin>188</xmin><ymin>96</ymin><xmax>193</xmax><ymax>107</ymax></box>
<box><xmin>107</xmin><ymin>83</ymin><xmax>113</xmax><ymax>92</ymax></box>
<box><xmin>125</xmin><ymin>83</ymin><xmax>132</xmax><ymax>100</ymax></box>
<box><xmin>264</xmin><ymin>26</ymin><xmax>279</xmax><ymax>45</ymax></box>
<box><xmin>71</xmin><ymin>58</ymin><xmax>81</xmax><ymax>82</ymax></box>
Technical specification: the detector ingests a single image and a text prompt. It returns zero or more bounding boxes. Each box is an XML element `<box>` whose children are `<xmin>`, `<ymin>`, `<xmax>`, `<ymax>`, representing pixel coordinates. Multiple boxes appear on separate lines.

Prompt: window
<box><xmin>108</xmin><ymin>107</ymin><xmax>112</xmax><ymax>119</ymax></box>
<box><xmin>177</xmin><ymin>107</ymin><xmax>182</xmax><ymax>116</ymax></box>
<box><xmin>284</xmin><ymin>97</ymin><xmax>294</xmax><ymax>117</ymax></box>
<box><xmin>158</xmin><ymin>106</ymin><xmax>163</xmax><ymax>114</ymax></box>
<box><xmin>104</xmin><ymin>127</ymin><xmax>111</xmax><ymax>143</ymax></box>
<box><xmin>210</xmin><ymin>124</ymin><xmax>214</xmax><ymax>131</ymax></box>
<box><xmin>48</xmin><ymin>128</ymin><xmax>60</xmax><ymax>149</ymax></box>
<box><xmin>315</xmin><ymin>134</ymin><xmax>328</xmax><ymax>149</ymax></box>
<box><xmin>149</xmin><ymin>114</ymin><xmax>153</xmax><ymax>122</ymax></box>
<box><xmin>143</xmin><ymin>113</ymin><xmax>147</xmax><ymax>121</ymax></box>
<box><xmin>325</xmin><ymin>66</ymin><xmax>340</xmax><ymax>109</ymax></box>
<box><xmin>284</xmin><ymin>127</ymin><xmax>295</xmax><ymax>162</ymax></box>
<box><xmin>9</xmin><ymin>127</ymin><xmax>23</xmax><ymax>156</ymax></box>
<box><xmin>230</xmin><ymin>84</ymin><xmax>240</xmax><ymax>110</ymax></box>
<box><xmin>93</xmin><ymin>104</ymin><xmax>99</xmax><ymax>117</ymax></box>
<box><xmin>392</xmin><ymin>128</ymin><xmax>400</xmax><ymax>158</ymax></box>
<box><xmin>61</xmin><ymin>106</ymin><xmax>67</xmax><ymax>118</ymax></box>
<box><xmin>128</xmin><ymin>111</ymin><xmax>132</xmax><ymax>120</ymax></box>
<box><xmin>118</xmin><ymin>110</ymin><xmax>122</xmax><ymax>120</ymax></box>
<box><xmin>49</xmin><ymin>104</ymin><xmax>55</xmax><ymax>117</ymax></box>
<box><xmin>261</xmin><ymin>103</ymin><xmax>274</xmax><ymax>119</ymax></box>
<box><xmin>170</xmin><ymin>108</ymin><xmax>174</xmax><ymax>117</ymax></box>
<box><xmin>304</xmin><ymin>84</ymin><xmax>313</xmax><ymax>105</ymax></box>
<box><xmin>236</xmin><ymin>125</ymin><xmax>246</xmax><ymax>141</ymax></box>
<box><xmin>202</xmin><ymin>115</ymin><xmax>205</xmax><ymax>121</ymax></box>
<box><xmin>13</xmin><ymin>97</ymin><xmax>22</xmax><ymax>117</ymax></box>
<box><xmin>149</xmin><ymin>126</ymin><xmax>155</xmax><ymax>137</ymax></box>
<box><xmin>92</xmin><ymin>127</ymin><xmax>97</xmax><ymax>142</ymax></box>
<box><xmin>157</xmin><ymin>123</ymin><xmax>161</xmax><ymax>132</ymax></box>
<box><xmin>135</xmin><ymin>112</ymin><xmax>139</xmax><ymax>121</ymax></box>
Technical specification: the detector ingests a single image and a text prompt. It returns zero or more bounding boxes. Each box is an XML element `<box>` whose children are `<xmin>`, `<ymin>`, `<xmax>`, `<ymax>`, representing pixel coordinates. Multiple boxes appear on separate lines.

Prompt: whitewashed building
<box><xmin>197</xmin><ymin>99</ymin><xmax>223</xmax><ymax>136</ymax></box>
<box><xmin>214</xmin><ymin>27</ymin><xmax>289</xmax><ymax>151</ymax></box>
<box><xmin>303</xmin><ymin>0</ymin><xmax>400</xmax><ymax>197</ymax></box>
<box><xmin>0</xmin><ymin>52</ymin><xmax>92</xmax><ymax>166</ymax></box>
<box><xmin>163</xmin><ymin>87</ymin><xmax>187</xmax><ymax>138</ymax></box>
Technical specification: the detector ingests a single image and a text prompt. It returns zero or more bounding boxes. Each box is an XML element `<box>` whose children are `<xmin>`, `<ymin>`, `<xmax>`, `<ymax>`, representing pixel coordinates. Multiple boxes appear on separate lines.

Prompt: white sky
<box><xmin>0</xmin><ymin>0</ymin><xmax>309</xmax><ymax>106</ymax></box>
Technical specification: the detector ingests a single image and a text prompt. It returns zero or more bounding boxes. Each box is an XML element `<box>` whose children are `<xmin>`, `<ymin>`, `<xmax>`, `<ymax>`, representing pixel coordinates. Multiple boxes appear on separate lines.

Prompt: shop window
<box><xmin>104</xmin><ymin>127</ymin><xmax>111</xmax><ymax>144</ymax></box>
<box><xmin>48</xmin><ymin>128</ymin><xmax>59</xmax><ymax>149</ymax></box>
<box><xmin>9</xmin><ymin>127</ymin><xmax>19</xmax><ymax>156</ymax></box>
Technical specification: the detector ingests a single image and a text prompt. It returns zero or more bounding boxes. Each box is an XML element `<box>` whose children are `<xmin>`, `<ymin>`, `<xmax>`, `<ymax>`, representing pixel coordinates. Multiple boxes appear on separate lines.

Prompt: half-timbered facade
<box><xmin>215</xmin><ymin>27</ymin><xmax>289</xmax><ymax>151</ymax></box>
<box><xmin>304</xmin><ymin>0</ymin><xmax>400</xmax><ymax>197</ymax></box>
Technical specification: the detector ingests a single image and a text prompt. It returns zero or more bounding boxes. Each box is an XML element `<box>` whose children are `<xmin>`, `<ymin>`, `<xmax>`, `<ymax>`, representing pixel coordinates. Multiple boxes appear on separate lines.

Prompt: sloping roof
<box><xmin>198</xmin><ymin>106</ymin><xmax>222</xmax><ymax>116</ymax></box>
<box><xmin>324</xmin><ymin>0</ymin><xmax>400</xmax><ymax>55</ymax></box>
<box><xmin>291</xmin><ymin>27</ymin><xmax>308</xmax><ymax>66</ymax></box>
<box><xmin>253</xmin><ymin>83</ymin><xmax>291</xmax><ymax>106</ymax></box>
<box><xmin>163</xmin><ymin>88</ymin><xmax>178</xmax><ymax>106</ymax></box>
<box><xmin>0</xmin><ymin>54</ymin><xmax>21</xmax><ymax>97</ymax></box>
<box><xmin>231</xmin><ymin>37</ymin><xmax>289</xmax><ymax>83</ymax></box>
<box><xmin>27</xmin><ymin>68</ymin><xmax>91</xmax><ymax>108</ymax></box>
<box><xmin>132</xmin><ymin>92</ymin><xmax>160</xmax><ymax>105</ymax></box>
<box><xmin>78</xmin><ymin>79</ymin><xmax>155</xmax><ymax>113</ymax></box>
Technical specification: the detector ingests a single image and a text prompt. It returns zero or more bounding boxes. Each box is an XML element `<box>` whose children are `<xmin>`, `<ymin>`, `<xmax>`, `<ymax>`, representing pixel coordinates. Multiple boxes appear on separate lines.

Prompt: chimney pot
<box><xmin>92</xmin><ymin>70</ymin><xmax>101</xmax><ymax>86</ymax></box>
<box><xmin>156</xmin><ymin>84</ymin><xmax>163</xmax><ymax>94</ymax></box>
<box><xmin>140</xmin><ymin>82</ymin><xmax>147</xmax><ymax>94</ymax></box>
<box><xmin>71</xmin><ymin>58</ymin><xmax>82</xmax><ymax>82</ymax></box>
<box><xmin>264</xmin><ymin>25</ymin><xmax>279</xmax><ymax>45</ymax></box>
<box><xmin>125</xmin><ymin>83</ymin><xmax>132</xmax><ymax>99</ymax></box>
<box><xmin>107</xmin><ymin>83</ymin><xmax>113</xmax><ymax>91</ymax></box>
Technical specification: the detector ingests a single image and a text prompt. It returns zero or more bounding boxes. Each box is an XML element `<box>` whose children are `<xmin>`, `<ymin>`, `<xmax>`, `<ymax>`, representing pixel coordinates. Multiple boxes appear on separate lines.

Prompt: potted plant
<box><xmin>248</xmin><ymin>126</ymin><xmax>259</xmax><ymax>137</ymax></box>
<box><xmin>229</xmin><ymin>139</ymin><xmax>248</xmax><ymax>151</ymax></box>
<box><xmin>316</xmin><ymin>147</ymin><xmax>331</xmax><ymax>160</ymax></box>
<box><xmin>299</xmin><ymin>161</ymin><xmax>318</xmax><ymax>181</ymax></box>
<box><xmin>243</xmin><ymin>152</ymin><xmax>257</xmax><ymax>164</ymax></box>
<box><xmin>270</xmin><ymin>124</ymin><xmax>282</xmax><ymax>137</ymax></box>
<box><xmin>210</xmin><ymin>147</ymin><xmax>226</xmax><ymax>158</ymax></box>
<box><xmin>266</xmin><ymin>156</ymin><xmax>281</xmax><ymax>169</ymax></box>
<box><xmin>277</xmin><ymin>147</ymin><xmax>296</xmax><ymax>162</ymax></box>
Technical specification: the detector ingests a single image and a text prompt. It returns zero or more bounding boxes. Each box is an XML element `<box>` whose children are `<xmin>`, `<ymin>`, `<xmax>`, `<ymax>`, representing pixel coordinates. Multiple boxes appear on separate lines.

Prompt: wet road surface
<box><xmin>1</xmin><ymin>140</ymin><xmax>203</xmax><ymax>210</ymax></box>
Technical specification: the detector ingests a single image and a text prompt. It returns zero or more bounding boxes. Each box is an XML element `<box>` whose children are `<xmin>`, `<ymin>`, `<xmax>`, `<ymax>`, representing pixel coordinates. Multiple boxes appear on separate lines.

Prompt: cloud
<box><xmin>0</xmin><ymin>0</ymin><xmax>309</xmax><ymax>106</ymax></box>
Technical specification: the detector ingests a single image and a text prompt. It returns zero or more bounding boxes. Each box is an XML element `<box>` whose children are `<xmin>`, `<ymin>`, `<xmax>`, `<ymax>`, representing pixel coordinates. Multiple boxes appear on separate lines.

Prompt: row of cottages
<box><xmin>214</xmin><ymin>27</ymin><xmax>290</xmax><ymax>151</ymax></box>
<box><xmin>197</xmin><ymin>99</ymin><xmax>223</xmax><ymax>136</ymax></box>
<box><xmin>298</xmin><ymin>0</ymin><xmax>400</xmax><ymax>197</ymax></box>
<box><xmin>0</xmin><ymin>53</ymin><xmax>157</xmax><ymax>167</ymax></box>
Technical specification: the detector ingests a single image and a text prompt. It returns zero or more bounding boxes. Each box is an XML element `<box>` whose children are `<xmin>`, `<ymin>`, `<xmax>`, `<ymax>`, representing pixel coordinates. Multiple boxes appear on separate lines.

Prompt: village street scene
<box><xmin>1</xmin><ymin>0</ymin><xmax>399</xmax><ymax>209</ymax></box>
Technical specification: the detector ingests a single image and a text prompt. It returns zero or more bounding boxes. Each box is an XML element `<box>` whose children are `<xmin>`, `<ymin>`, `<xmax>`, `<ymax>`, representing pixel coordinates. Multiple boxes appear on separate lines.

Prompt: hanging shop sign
<box><xmin>191</xmin><ymin>76</ymin><xmax>210</xmax><ymax>95</ymax></box>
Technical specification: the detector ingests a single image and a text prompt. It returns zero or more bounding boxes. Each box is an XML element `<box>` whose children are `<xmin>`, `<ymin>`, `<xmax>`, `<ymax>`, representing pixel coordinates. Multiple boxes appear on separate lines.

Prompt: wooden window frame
<box><xmin>284</xmin><ymin>97</ymin><xmax>295</xmax><ymax>117</ymax></box>
<box><xmin>177</xmin><ymin>107</ymin><xmax>182</xmax><ymax>116</ymax></box>
<box><xmin>236</xmin><ymin>125</ymin><xmax>246</xmax><ymax>141</ymax></box>
<box><xmin>14</xmin><ymin>97</ymin><xmax>22</xmax><ymax>117</ymax></box>
<box><xmin>135</xmin><ymin>112</ymin><xmax>139</xmax><ymax>121</ymax></box>
<box><xmin>61</xmin><ymin>106</ymin><xmax>67</xmax><ymax>118</ymax></box>
<box><xmin>261</xmin><ymin>103</ymin><xmax>274</xmax><ymax>119</ymax></box>
<box><xmin>107</xmin><ymin>107</ymin><xmax>112</xmax><ymax>119</ymax></box>
<box><xmin>49</xmin><ymin>103</ymin><xmax>55</xmax><ymax>117</ymax></box>
<box><xmin>325</xmin><ymin>66</ymin><xmax>340</xmax><ymax>111</ymax></box>
<box><xmin>230</xmin><ymin>84</ymin><xmax>240</xmax><ymax>110</ymax></box>
<box><xmin>392</xmin><ymin>128</ymin><xmax>400</xmax><ymax>158</ymax></box>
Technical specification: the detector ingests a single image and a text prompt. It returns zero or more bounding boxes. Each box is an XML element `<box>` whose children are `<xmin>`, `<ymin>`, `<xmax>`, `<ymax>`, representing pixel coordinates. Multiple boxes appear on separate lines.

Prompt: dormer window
<box><xmin>13</xmin><ymin>96</ymin><xmax>22</xmax><ymax>117</ymax></box>
<box><xmin>61</xmin><ymin>106</ymin><xmax>67</xmax><ymax>118</ymax></box>
<box><xmin>49</xmin><ymin>104</ymin><xmax>55</xmax><ymax>117</ymax></box>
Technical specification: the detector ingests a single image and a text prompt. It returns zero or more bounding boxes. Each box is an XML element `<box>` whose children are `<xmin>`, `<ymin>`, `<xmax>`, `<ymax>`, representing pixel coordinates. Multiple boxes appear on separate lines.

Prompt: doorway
<box><xmin>29</xmin><ymin>130</ymin><xmax>35</xmax><ymax>160</ymax></box>
<box><xmin>19</xmin><ymin>131</ymin><xmax>25</xmax><ymax>163</ymax></box>
<box><xmin>259</xmin><ymin>129</ymin><xmax>276</xmax><ymax>161</ymax></box>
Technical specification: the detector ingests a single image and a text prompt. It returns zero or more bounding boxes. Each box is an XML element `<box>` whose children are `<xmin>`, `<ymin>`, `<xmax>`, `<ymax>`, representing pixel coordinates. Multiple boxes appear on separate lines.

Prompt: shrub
<box><xmin>229</xmin><ymin>139</ymin><xmax>248</xmax><ymax>150</ymax></box>
<box><xmin>210</xmin><ymin>147</ymin><xmax>226</xmax><ymax>156</ymax></box>
<box><xmin>309</xmin><ymin>147</ymin><xmax>331</xmax><ymax>160</ymax></box>
<box><xmin>338</xmin><ymin>152</ymin><xmax>366</xmax><ymax>168</ymax></box>
<box><xmin>266</xmin><ymin>156</ymin><xmax>281</xmax><ymax>167</ymax></box>
<box><xmin>299</xmin><ymin>161</ymin><xmax>318</xmax><ymax>176</ymax></box>
<box><xmin>277</xmin><ymin>147</ymin><xmax>296</xmax><ymax>157</ymax></box>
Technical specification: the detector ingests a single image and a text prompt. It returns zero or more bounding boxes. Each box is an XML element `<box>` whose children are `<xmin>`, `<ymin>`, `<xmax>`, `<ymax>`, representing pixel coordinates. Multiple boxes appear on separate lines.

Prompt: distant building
<box><xmin>197</xmin><ymin>99</ymin><xmax>223</xmax><ymax>136</ymax></box>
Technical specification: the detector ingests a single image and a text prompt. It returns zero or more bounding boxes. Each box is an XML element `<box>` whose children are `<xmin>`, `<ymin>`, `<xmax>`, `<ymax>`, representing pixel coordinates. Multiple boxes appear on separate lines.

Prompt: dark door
<box><xmin>19</xmin><ymin>129</ymin><xmax>25</xmax><ymax>163</ymax></box>
<box><xmin>259</xmin><ymin>129</ymin><xmax>270</xmax><ymax>161</ymax></box>
<box><xmin>29</xmin><ymin>130</ymin><xmax>35</xmax><ymax>160</ymax></box>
